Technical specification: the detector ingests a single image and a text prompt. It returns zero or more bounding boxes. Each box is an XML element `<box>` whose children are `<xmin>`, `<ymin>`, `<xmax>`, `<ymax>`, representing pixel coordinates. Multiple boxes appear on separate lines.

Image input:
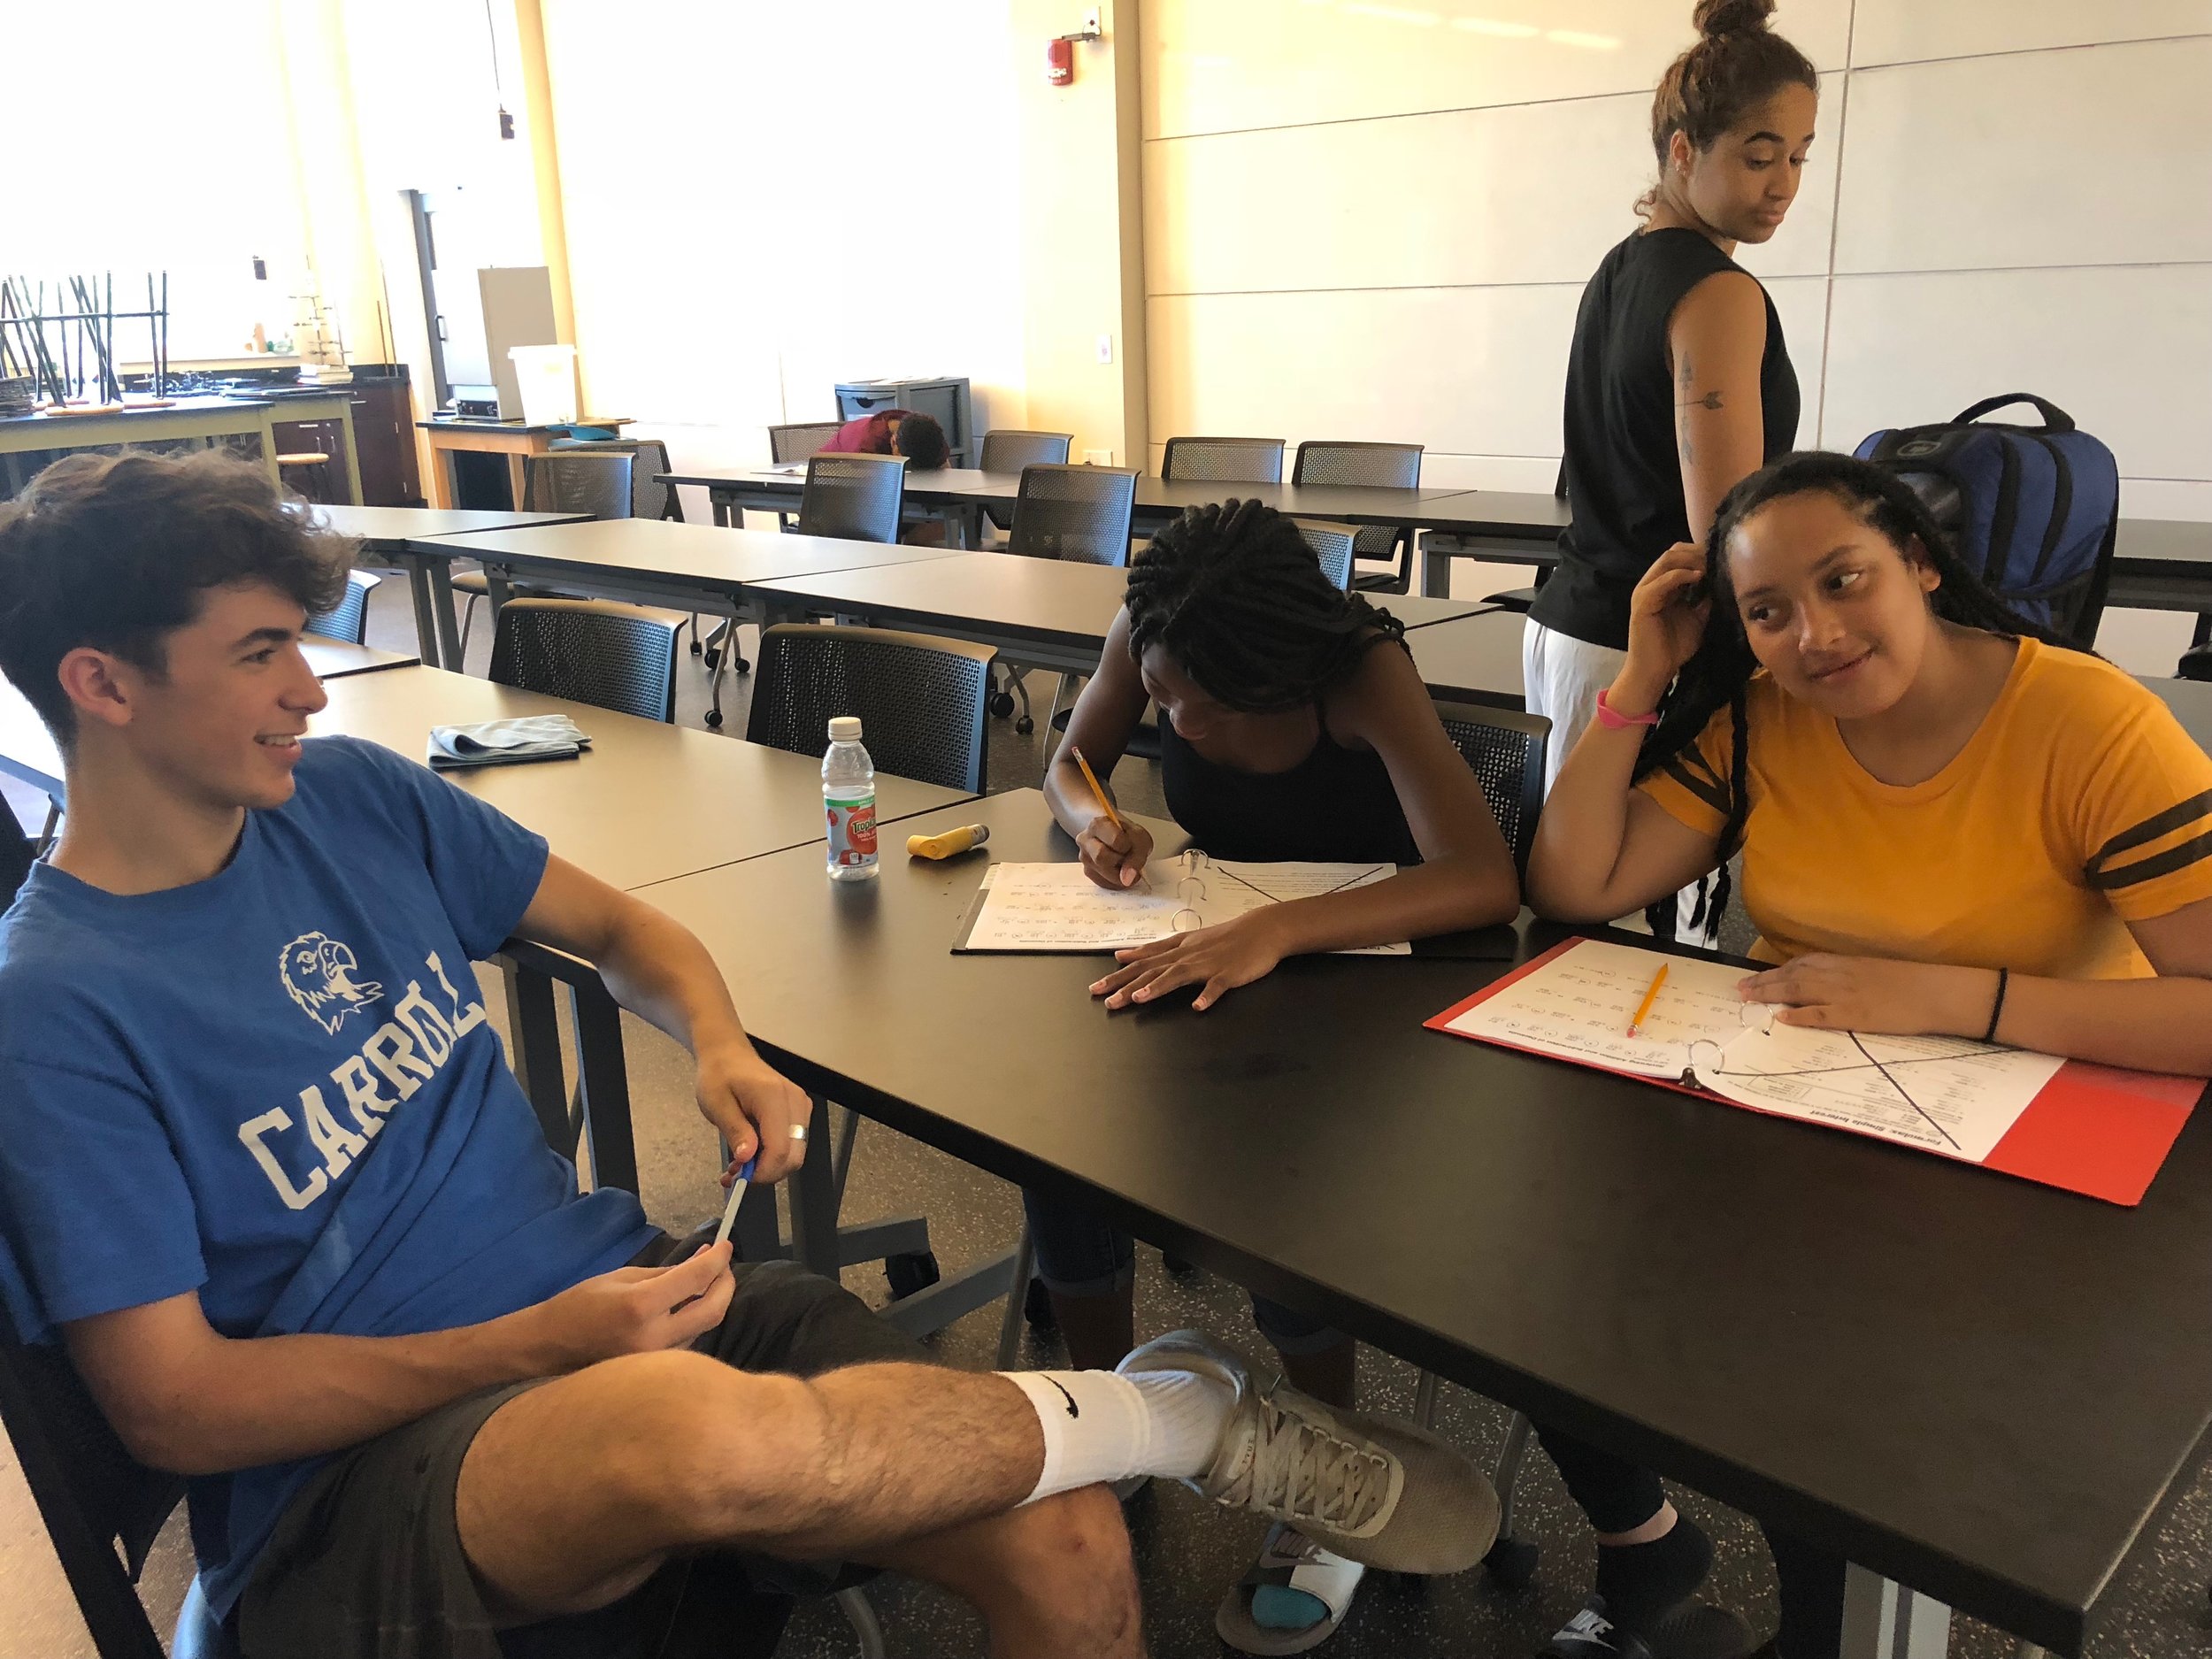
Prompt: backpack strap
<box><xmin>1954</xmin><ymin>393</ymin><xmax>2076</xmax><ymax>432</ymax></box>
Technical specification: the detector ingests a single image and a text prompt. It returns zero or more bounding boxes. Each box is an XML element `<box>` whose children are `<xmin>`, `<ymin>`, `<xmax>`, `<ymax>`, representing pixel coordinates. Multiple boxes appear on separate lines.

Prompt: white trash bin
<box><xmin>508</xmin><ymin>343</ymin><xmax>579</xmax><ymax>426</ymax></box>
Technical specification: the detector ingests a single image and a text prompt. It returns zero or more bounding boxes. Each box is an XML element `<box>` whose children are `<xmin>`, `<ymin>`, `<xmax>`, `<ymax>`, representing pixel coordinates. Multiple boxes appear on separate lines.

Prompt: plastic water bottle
<box><xmin>823</xmin><ymin>716</ymin><xmax>879</xmax><ymax>881</ymax></box>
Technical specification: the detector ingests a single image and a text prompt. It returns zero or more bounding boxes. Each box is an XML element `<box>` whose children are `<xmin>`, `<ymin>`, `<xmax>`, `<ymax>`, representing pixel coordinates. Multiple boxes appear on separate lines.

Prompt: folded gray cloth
<box><xmin>427</xmin><ymin>714</ymin><xmax>592</xmax><ymax>770</ymax></box>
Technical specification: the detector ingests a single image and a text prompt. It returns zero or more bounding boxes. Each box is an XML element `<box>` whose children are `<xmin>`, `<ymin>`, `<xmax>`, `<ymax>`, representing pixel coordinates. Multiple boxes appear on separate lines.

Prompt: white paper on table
<box><xmin>958</xmin><ymin>852</ymin><xmax>1408</xmax><ymax>955</ymax></box>
<box><xmin>1439</xmin><ymin>937</ymin><xmax>2063</xmax><ymax>1161</ymax></box>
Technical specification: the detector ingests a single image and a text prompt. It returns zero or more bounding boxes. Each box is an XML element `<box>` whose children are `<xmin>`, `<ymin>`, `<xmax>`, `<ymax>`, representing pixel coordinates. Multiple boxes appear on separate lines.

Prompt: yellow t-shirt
<box><xmin>1636</xmin><ymin>639</ymin><xmax>2212</xmax><ymax>978</ymax></box>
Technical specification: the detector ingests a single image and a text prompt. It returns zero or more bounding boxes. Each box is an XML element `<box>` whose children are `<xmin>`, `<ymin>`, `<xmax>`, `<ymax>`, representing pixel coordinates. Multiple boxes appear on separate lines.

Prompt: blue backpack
<box><xmin>1854</xmin><ymin>394</ymin><xmax>2119</xmax><ymax>645</ymax></box>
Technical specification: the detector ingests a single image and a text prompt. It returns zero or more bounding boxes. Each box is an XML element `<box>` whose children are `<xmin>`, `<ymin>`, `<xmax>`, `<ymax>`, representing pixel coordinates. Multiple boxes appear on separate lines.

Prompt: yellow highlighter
<box><xmin>907</xmin><ymin>824</ymin><xmax>991</xmax><ymax>860</ymax></box>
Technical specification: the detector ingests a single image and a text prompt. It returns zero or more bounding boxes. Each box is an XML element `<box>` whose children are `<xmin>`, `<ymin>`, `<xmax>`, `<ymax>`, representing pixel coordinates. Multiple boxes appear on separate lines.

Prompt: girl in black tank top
<box><xmin>1045</xmin><ymin>497</ymin><xmax>1517</xmax><ymax>1014</ymax></box>
<box><xmin>1028</xmin><ymin>499</ymin><xmax>1520</xmax><ymax>1637</ymax></box>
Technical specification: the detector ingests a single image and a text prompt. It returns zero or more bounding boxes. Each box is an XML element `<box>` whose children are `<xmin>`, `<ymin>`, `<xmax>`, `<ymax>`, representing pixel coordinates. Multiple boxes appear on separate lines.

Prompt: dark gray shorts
<box><xmin>235</xmin><ymin>1234</ymin><xmax>930</xmax><ymax>1659</ymax></box>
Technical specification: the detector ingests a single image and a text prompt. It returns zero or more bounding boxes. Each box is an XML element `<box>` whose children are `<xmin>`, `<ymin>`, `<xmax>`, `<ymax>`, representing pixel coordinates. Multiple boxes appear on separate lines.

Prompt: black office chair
<box><xmin>1294</xmin><ymin>520</ymin><xmax>1359</xmax><ymax>592</ymax></box>
<box><xmin>1294</xmin><ymin>439</ymin><xmax>1423</xmax><ymax>595</ymax></box>
<box><xmin>454</xmin><ymin>450</ymin><xmax>638</xmax><ymax>659</ymax></box>
<box><xmin>747</xmin><ymin>624</ymin><xmax>993</xmax><ymax>794</ymax></box>
<box><xmin>794</xmin><ymin>453</ymin><xmax>906</xmax><ymax>545</ymax></box>
<box><xmin>489</xmin><ymin>598</ymin><xmax>680</xmax><ymax>725</ymax></box>
<box><xmin>1434</xmin><ymin>700</ymin><xmax>1549</xmax><ymax>876</ymax></box>
<box><xmin>769</xmin><ymin>420</ymin><xmax>846</xmax><ymax>465</ymax></box>
<box><xmin>988</xmin><ymin>465</ymin><xmax>1141</xmax><ymax>737</ymax></box>
<box><xmin>304</xmin><ymin>570</ymin><xmax>381</xmax><ymax>645</ymax></box>
<box><xmin>1161</xmin><ymin>435</ymin><xmax>1285</xmax><ymax>485</ymax></box>
<box><xmin>977</xmin><ymin>430</ymin><xmax>1075</xmax><ymax>541</ymax></box>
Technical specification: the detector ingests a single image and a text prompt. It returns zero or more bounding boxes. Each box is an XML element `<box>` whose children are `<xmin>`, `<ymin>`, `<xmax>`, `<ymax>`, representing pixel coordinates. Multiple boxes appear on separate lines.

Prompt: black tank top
<box><xmin>1533</xmin><ymin>226</ymin><xmax>1800</xmax><ymax>651</ymax></box>
<box><xmin>1158</xmin><ymin>704</ymin><xmax>1420</xmax><ymax>867</ymax></box>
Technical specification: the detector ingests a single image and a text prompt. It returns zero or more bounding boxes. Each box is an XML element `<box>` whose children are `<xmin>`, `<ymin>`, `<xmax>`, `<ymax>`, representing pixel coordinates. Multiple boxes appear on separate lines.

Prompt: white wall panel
<box><xmin>1849</xmin><ymin>0</ymin><xmax>2212</xmax><ymax>67</ymax></box>
<box><xmin>1820</xmin><ymin>266</ymin><xmax>2212</xmax><ymax>480</ymax></box>
<box><xmin>1142</xmin><ymin>0</ymin><xmax>1849</xmax><ymax>139</ymax></box>
<box><xmin>2120</xmin><ymin>480</ymin><xmax>2212</xmax><ymax>521</ymax></box>
<box><xmin>1147</xmin><ymin>76</ymin><xmax>1838</xmax><ymax>296</ymax></box>
<box><xmin>1148</xmin><ymin>286</ymin><xmax>1584</xmax><ymax>457</ymax></box>
<box><xmin>1832</xmin><ymin>40</ymin><xmax>2212</xmax><ymax>273</ymax></box>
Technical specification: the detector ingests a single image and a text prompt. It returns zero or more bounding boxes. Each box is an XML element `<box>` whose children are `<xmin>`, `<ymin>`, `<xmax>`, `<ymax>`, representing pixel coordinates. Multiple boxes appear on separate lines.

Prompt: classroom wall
<box><xmin>1139</xmin><ymin>0</ymin><xmax>2212</xmax><ymax>667</ymax></box>
<box><xmin>534</xmin><ymin>0</ymin><xmax>1032</xmax><ymax>512</ymax></box>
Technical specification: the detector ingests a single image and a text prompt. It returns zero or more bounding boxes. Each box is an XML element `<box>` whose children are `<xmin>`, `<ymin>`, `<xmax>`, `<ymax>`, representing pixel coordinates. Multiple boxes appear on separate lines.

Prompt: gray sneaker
<box><xmin>1118</xmin><ymin>1331</ymin><xmax>1501</xmax><ymax>1575</ymax></box>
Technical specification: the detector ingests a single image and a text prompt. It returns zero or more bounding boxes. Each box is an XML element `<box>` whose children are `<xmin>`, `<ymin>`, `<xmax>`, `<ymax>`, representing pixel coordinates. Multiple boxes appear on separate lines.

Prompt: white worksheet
<box><xmin>957</xmin><ymin>852</ymin><xmax>1408</xmax><ymax>955</ymax></box>
<box><xmin>1439</xmin><ymin>937</ymin><xmax>2062</xmax><ymax>1162</ymax></box>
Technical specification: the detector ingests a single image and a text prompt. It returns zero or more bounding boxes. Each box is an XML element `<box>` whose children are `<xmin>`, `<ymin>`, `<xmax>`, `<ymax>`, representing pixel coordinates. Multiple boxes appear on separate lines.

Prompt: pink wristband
<box><xmin>1594</xmin><ymin>687</ymin><xmax>1658</xmax><ymax>729</ymax></box>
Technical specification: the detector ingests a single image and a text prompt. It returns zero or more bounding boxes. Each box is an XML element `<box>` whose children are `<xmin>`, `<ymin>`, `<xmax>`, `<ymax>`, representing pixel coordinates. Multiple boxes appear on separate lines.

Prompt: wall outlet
<box><xmin>1095</xmin><ymin>333</ymin><xmax>1114</xmax><ymax>364</ymax></box>
<box><xmin>1084</xmin><ymin>449</ymin><xmax>1115</xmax><ymax>466</ymax></box>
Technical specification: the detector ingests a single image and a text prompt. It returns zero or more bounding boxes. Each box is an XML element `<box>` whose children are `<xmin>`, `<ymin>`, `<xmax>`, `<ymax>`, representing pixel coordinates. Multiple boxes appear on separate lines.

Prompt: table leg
<box><xmin>783</xmin><ymin>1094</ymin><xmax>842</xmax><ymax>1278</ymax></box>
<box><xmin>506</xmin><ymin>452</ymin><xmax>530</xmax><ymax>512</ymax></box>
<box><xmin>1423</xmin><ymin>537</ymin><xmax>1455</xmax><ymax>599</ymax></box>
<box><xmin>1840</xmin><ymin>1565</ymin><xmax>1950</xmax><ymax>1659</ymax></box>
<box><xmin>403</xmin><ymin>556</ymin><xmax>444</xmax><ymax>669</ymax></box>
<box><xmin>426</xmin><ymin>557</ymin><xmax>465</xmax><ymax>669</ymax></box>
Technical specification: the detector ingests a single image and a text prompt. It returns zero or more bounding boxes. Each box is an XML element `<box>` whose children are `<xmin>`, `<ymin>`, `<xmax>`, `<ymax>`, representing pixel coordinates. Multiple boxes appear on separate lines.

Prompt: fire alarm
<box><xmin>1047</xmin><ymin>37</ymin><xmax>1074</xmax><ymax>84</ymax></box>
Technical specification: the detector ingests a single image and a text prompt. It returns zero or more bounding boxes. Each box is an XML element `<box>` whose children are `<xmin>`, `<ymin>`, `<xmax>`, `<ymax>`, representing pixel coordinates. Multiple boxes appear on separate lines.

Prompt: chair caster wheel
<box><xmin>1024</xmin><ymin>1276</ymin><xmax>1057</xmax><ymax>1331</ymax></box>
<box><xmin>989</xmin><ymin>691</ymin><xmax>1015</xmax><ymax>719</ymax></box>
<box><xmin>1015</xmin><ymin>716</ymin><xmax>1033</xmax><ymax>734</ymax></box>
<box><xmin>733</xmin><ymin>657</ymin><xmax>751</xmax><ymax>675</ymax></box>
<box><xmin>689</xmin><ymin>640</ymin><xmax>703</xmax><ymax>656</ymax></box>
<box><xmin>1482</xmin><ymin>1534</ymin><xmax>1539</xmax><ymax>1589</ymax></box>
<box><xmin>703</xmin><ymin>648</ymin><xmax>720</xmax><ymax>670</ymax></box>
<box><xmin>704</xmin><ymin>709</ymin><xmax>724</xmax><ymax>728</ymax></box>
<box><xmin>887</xmin><ymin>1251</ymin><xmax>941</xmax><ymax>1300</ymax></box>
<box><xmin>1162</xmin><ymin>1253</ymin><xmax>1196</xmax><ymax>1277</ymax></box>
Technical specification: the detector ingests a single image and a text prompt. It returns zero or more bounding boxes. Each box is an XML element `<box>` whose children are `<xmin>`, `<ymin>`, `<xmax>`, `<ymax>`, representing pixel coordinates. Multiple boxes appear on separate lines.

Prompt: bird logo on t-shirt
<box><xmin>278</xmin><ymin>932</ymin><xmax>387</xmax><ymax>1035</ymax></box>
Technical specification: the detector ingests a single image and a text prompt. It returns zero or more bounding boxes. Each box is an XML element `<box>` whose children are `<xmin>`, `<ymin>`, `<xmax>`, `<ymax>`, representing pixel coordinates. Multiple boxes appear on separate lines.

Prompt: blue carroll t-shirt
<box><xmin>0</xmin><ymin>736</ymin><xmax>657</xmax><ymax>1618</ymax></box>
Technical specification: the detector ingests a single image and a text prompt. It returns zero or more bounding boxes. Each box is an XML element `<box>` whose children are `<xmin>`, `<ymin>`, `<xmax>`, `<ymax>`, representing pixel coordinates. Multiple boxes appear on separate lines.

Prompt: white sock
<box><xmin>999</xmin><ymin>1367</ymin><xmax>1236</xmax><ymax>1504</ymax></box>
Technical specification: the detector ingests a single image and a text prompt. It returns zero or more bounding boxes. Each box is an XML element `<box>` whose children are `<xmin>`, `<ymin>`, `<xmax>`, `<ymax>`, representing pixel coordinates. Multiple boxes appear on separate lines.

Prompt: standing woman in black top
<box><xmin>1530</xmin><ymin>0</ymin><xmax>1816</xmax><ymax>933</ymax></box>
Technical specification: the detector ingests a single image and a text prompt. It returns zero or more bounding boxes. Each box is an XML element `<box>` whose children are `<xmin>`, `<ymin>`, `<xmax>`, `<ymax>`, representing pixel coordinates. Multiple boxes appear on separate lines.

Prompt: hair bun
<box><xmin>1692</xmin><ymin>0</ymin><xmax>1774</xmax><ymax>37</ymax></box>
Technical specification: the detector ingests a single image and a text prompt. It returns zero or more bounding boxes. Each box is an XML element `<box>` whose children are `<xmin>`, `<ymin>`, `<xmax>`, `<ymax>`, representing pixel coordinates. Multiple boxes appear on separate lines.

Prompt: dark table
<box><xmin>1422</xmin><ymin>513</ymin><xmax>2212</xmax><ymax>616</ymax></box>
<box><xmin>749</xmin><ymin>550</ymin><xmax>1491</xmax><ymax>682</ymax></box>
<box><xmin>1404</xmin><ymin>607</ymin><xmax>1525</xmax><ymax>707</ymax></box>
<box><xmin>300</xmin><ymin>637</ymin><xmax>419</xmax><ymax>680</ymax></box>
<box><xmin>306</xmin><ymin>503</ymin><xmax>595</xmax><ymax>669</ymax></box>
<box><xmin>665</xmin><ymin>465</ymin><xmax>1575</xmax><ymax>558</ymax></box>
<box><xmin>312</xmin><ymin>665</ymin><xmax>976</xmax><ymax>893</ymax></box>
<box><xmin>611</xmin><ymin>787</ymin><xmax>2212</xmax><ymax>1656</ymax></box>
<box><xmin>414</xmin><ymin>518</ymin><xmax>962</xmax><ymax>613</ymax></box>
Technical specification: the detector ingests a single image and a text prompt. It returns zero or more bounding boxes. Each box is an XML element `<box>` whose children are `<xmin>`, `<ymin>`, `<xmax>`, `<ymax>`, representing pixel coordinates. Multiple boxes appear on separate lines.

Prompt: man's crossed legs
<box><xmin>238</xmin><ymin>1257</ymin><xmax>1501</xmax><ymax>1659</ymax></box>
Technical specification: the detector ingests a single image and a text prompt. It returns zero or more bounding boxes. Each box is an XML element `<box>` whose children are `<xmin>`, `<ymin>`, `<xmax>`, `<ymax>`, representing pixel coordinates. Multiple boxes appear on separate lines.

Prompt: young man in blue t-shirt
<box><xmin>0</xmin><ymin>452</ymin><xmax>1497</xmax><ymax>1657</ymax></box>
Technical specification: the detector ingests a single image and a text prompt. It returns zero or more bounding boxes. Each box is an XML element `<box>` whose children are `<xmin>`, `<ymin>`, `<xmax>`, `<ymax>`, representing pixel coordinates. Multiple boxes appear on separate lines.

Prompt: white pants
<box><xmin>1521</xmin><ymin>618</ymin><xmax>1627</xmax><ymax>793</ymax></box>
<box><xmin>1521</xmin><ymin>618</ymin><xmax>1720</xmax><ymax>945</ymax></box>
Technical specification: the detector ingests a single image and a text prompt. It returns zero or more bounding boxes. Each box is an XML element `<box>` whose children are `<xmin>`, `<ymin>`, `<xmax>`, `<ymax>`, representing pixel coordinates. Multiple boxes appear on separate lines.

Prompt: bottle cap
<box><xmin>828</xmin><ymin>716</ymin><xmax>863</xmax><ymax>742</ymax></box>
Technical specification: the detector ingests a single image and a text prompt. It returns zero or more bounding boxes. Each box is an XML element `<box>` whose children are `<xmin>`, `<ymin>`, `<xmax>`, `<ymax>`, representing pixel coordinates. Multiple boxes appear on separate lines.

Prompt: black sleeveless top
<box><xmin>1158</xmin><ymin>707</ymin><xmax>1420</xmax><ymax>867</ymax></box>
<box><xmin>1533</xmin><ymin>226</ymin><xmax>1800</xmax><ymax>651</ymax></box>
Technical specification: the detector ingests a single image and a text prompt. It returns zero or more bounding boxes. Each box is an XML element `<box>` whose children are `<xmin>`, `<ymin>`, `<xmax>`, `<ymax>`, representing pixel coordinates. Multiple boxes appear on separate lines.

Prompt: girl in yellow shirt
<box><xmin>1529</xmin><ymin>449</ymin><xmax>2212</xmax><ymax>1659</ymax></box>
<box><xmin>1531</xmin><ymin>449</ymin><xmax>2212</xmax><ymax>1072</ymax></box>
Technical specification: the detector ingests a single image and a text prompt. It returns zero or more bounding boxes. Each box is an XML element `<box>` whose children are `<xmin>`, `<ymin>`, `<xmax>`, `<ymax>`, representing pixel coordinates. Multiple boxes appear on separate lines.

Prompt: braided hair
<box><xmin>1634</xmin><ymin>450</ymin><xmax>2085</xmax><ymax>864</ymax></box>
<box><xmin>1124</xmin><ymin>498</ymin><xmax>1404</xmax><ymax>713</ymax></box>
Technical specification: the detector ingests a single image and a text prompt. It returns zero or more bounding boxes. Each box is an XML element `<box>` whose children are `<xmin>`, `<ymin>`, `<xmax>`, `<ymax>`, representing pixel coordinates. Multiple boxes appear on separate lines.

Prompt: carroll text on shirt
<box><xmin>234</xmin><ymin>951</ymin><xmax>489</xmax><ymax>1210</ymax></box>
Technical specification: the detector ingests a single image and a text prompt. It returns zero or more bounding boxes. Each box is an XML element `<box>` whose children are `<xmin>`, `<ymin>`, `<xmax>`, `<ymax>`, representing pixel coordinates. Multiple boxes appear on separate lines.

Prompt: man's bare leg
<box><xmin>864</xmin><ymin>1485</ymin><xmax>1144</xmax><ymax>1659</ymax></box>
<box><xmin>456</xmin><ymin>1349</ymin><xmax>1090</xmax><ymax>1626</ymax></box>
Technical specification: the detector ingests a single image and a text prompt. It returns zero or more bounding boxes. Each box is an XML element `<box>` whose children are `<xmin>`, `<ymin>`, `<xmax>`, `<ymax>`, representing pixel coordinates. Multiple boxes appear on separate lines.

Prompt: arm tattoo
<box><xmin>1678</xmin><ymin>390</ymin><xmax>1726</xmax><ymax>411</ymax></box>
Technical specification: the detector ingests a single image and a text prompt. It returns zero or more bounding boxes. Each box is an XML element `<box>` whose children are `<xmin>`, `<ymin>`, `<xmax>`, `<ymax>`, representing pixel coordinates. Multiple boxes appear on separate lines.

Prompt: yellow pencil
<box><xmin>1069</xmin><ymin>745</ymin><xmax>1121</xmax><ymax>831</ymax></box>
<box><xmin>1627</xmin><ymin>963</ymin><xmax>1669</xmax><ymax>1037</ymax></box>
<box><xmin>1069</xmin><ymin>746</ymin><xmax>1147</xmax><ymax>890</ymax></box>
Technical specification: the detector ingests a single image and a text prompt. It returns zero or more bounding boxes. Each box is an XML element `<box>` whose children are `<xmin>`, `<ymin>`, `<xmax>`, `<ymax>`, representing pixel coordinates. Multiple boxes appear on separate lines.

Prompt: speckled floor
<box><xmin>4</xmin><ymin>574</ymin><xmax>2209</xmax><ymax>1657</ymax></box>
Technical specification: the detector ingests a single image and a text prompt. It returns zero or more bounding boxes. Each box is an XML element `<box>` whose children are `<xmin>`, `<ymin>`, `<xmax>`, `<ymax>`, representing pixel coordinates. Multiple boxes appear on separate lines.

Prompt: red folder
<box><xmin>1425</xmin><ymin>938</ymin><xmax>2202</xmax><ymax>1207</ymax></box>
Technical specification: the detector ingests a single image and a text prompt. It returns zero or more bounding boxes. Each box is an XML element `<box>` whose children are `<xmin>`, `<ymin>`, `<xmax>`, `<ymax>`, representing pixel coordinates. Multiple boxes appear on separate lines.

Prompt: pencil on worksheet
<box><xmin>1627</xmin><ymin>963</ymin><xmax>1669</xmax><ymax>1038</ymax></box>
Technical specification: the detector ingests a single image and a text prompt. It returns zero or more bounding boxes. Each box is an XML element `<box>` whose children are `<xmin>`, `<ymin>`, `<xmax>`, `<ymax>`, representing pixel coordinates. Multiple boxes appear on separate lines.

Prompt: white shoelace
<box><xmin>1229</xmin><ymin>1386</ymin><xmax>1394</xmax><ymax>1532</ymax></box>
